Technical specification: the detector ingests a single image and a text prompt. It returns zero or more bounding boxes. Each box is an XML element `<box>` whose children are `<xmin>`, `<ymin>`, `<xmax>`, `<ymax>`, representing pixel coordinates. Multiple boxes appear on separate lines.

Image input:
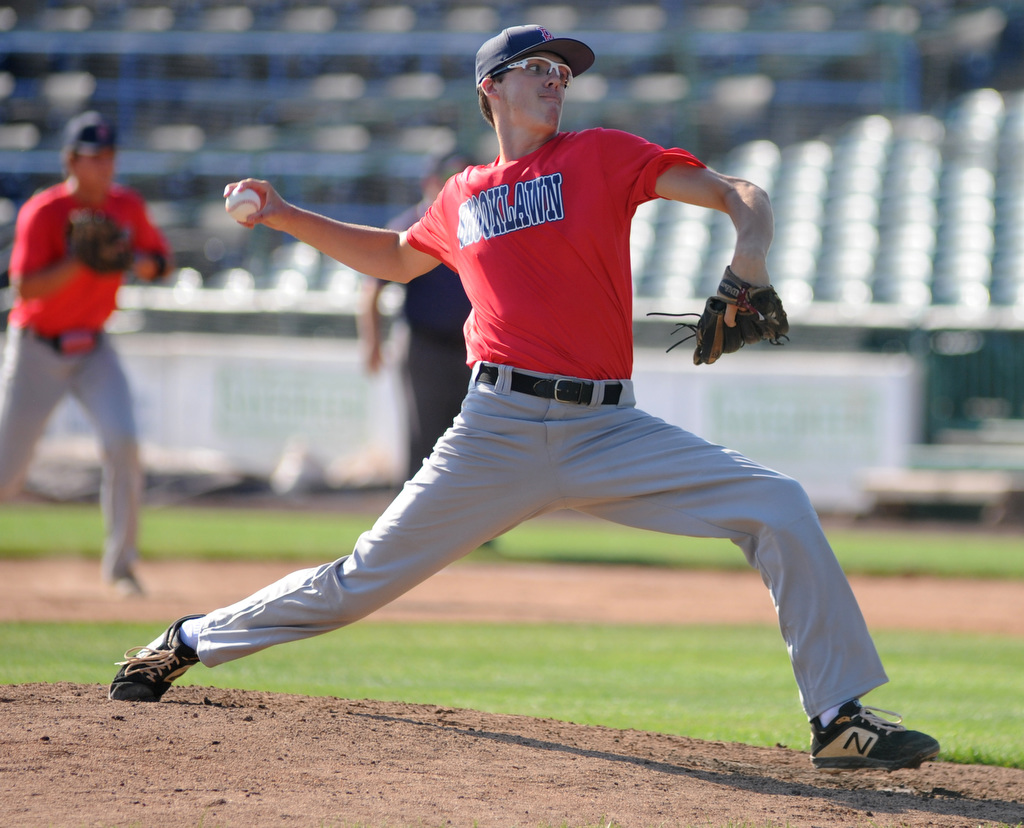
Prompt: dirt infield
<box><xmin>3</xmin><ymin>556</ymin><xmax>1024</xmax><ymax>635</ymax></box>
<box><xmin>2</xmin><ymin>556</ymin><xmax>1023</xmax><ymax>827</ymax></box>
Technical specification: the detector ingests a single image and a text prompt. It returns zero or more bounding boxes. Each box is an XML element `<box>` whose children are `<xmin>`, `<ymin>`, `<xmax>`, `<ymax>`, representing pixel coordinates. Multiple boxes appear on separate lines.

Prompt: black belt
<box><xmin>32</xmin><ymin>328</ymin><xmax>103</xmax><ymax>355</ymax></box>
<box><xmin>476</xmin><ymin>364</ymin><xmax>622</xmax><ymax>406</ymax></box>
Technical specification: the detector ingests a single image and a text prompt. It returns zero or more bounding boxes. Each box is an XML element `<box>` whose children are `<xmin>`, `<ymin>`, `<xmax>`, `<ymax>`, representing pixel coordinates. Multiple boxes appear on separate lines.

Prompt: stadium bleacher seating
<box><xmin>1</xmin><ymin>0</ymin><xmax>1023</xmax><ymax>326</ymax></box>
<box><xmin>3</xmin><ymin>0</ymin><xmax>1024</xmax><ymax>459</ymax></box>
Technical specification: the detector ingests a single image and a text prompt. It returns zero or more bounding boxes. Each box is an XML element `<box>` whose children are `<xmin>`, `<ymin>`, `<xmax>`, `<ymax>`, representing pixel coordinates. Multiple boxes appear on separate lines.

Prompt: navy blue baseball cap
<box><xmin>63</xmin><ymin>111</ymin><xmax>117</xmax><ymax>155</ymax></box>
<box><xmin>475</xmin><ymin>25</ymin><xmax>595</xmax><ymax>86</ymax></box>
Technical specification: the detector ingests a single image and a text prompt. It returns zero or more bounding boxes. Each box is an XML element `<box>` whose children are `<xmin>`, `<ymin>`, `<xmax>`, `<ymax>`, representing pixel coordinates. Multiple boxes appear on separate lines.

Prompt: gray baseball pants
<box><xmin>0</xmin><ymin>325</ymin><xmax>141</xmax><ymax>582</ymax></box>
<box><xmin>195</xmin><ymin>362</ymin><xmax>888</xmax><ymax>720</ymax></box>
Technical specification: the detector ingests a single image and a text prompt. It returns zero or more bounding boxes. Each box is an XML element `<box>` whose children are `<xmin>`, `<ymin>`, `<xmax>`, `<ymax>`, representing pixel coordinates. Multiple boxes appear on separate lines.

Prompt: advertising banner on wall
<box><xmin>39</xmin><ymin>334</ymin><xmax>404</xmax><ymax>488</ymax></box>
<box><xmin>34</xmin><ymin>334</ymin><xmax>920</xmax><ymax>513</ymax></box>
<box><xmin>633</xmin><ymin>351</ymin><xmax>922</xmax><ymax>512</ymax></box>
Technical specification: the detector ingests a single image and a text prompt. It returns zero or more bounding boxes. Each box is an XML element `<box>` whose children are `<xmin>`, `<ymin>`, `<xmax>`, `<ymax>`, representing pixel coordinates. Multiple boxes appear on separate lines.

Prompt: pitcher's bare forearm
<box><xmin>224</xmin><ymin>179</ymin><xmax>441</xmax><ymax>283</ymax></box>
<box><xmin>655</xmin><ymin>165</ymin><xmax>773</xmax><ymax>284</ymax></box>
<box><xmin>273</xmin><ymin>206</ymin><xmax>435</xmax><ymax>283</ymax></box>
<box><xmin>720</xmin><ymin>179</ymin><xmax>773</xmax><ymax>284</ymax></box>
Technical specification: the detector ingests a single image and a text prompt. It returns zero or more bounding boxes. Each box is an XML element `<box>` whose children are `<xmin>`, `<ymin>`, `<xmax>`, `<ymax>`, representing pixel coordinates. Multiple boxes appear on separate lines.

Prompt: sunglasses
<box><xmin>490</xmin><ymin>56</ymin><xmax>573</xmax><ymax>88</ymax></box>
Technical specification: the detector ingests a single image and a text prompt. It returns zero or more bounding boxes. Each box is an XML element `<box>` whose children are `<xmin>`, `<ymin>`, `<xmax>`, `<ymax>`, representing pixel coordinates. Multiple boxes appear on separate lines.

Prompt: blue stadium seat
<box><xmin>646</xmin><ymin>200</ymin><xmax>711</xmax><ymax>301</ymax></box>
<box><xmin>199</xmin><ymin>6</ymin><xmax>254</xmax><ymax>32</ymax></box>
<box><xmin>629</xmin><ymin>198</ymin><xmax>661</xmax><ymax>293</ymax></box>
<box><xmin>442</xmin><ymin>6</ymin><xmax>500</xmax><ymax>33</ymax></box>
<box><xmin>280</xmin><ymin>7</ymin><xmax>339</xmax><ymax>33</ymax></box>
<box><xmin>120</xmin><ymin>7</ymin><xmax>176</xmax><ymax>32</ymax></box>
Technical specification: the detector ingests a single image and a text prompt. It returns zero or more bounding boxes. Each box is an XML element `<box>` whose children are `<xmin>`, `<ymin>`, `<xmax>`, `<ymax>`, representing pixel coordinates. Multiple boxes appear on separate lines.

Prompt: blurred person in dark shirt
<box><xmin>359</xmin><ymin>153</ymin><xmax>473</xmax><ymax>481</ymax></box>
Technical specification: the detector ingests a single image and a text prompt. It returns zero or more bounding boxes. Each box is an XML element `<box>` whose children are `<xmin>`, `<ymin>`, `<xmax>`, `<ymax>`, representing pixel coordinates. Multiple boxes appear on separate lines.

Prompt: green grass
<box><xmin>1</xmin><ymin>620</ymin><xmax>1021</xmax><ymax>769</ymax></box>
<box><xmin>1</xmin><ymin>501</ymin><xmax>1023</xmax><ymax>578</ymax></box>
<box><xmin>1</xmin><ymin>500</ymin><xmax>1022</xmax><ymax>772</ymax></box>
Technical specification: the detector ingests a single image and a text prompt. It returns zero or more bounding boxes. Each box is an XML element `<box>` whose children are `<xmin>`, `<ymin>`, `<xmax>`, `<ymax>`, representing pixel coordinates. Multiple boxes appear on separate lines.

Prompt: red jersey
<box><xmin>406</xmin><ymin>128</ymin><xmax>703</xmax><ymax>379</ymax></box>
<box><xmin>9</xmin><ymin>181</ymin><xmax>170</xmax><ymax>336</ymax></box>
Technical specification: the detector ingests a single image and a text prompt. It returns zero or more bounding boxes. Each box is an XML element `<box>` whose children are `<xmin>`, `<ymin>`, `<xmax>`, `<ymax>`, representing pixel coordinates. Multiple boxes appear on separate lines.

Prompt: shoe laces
<box><xmin>116</xmin><ymin>646</ymin><xmax>189</xmax><ymax>680</ymax></box>
<box><xmin>854</xmin><ymin>705</ymin><xmax>906</xmax><ymax>733</ymax></box>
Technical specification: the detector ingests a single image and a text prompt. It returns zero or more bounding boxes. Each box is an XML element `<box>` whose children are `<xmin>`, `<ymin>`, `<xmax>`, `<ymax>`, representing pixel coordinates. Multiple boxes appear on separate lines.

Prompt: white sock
<box><xmin>817</xmin><ymin>700</ymin><xmax>852</xmax><ymax>728</ymax></box>
<box><xmin>145</xmin><ymin>618</ymin><xmax>203</xmax><ymax>652</ymax></box>
<box><xmin>178</xmin><ymin>617</ymin><xmax>203</xmax><ymax>651</ymax></box>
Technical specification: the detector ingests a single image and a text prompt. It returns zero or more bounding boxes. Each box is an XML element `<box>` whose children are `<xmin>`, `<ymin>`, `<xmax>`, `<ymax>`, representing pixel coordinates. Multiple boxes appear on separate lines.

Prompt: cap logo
<box><xmin>537</xmin><ymin>26</ymin><xmax>553</xmax><ymax>41</ymax></box>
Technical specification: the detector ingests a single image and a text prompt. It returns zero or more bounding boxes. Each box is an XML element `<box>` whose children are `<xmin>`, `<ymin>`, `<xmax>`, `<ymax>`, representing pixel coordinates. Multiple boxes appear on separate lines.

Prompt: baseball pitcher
<box><xmin>108</xmin><ymin>27</ymin><xmax>937</xmax><ymax>773</ymax></box>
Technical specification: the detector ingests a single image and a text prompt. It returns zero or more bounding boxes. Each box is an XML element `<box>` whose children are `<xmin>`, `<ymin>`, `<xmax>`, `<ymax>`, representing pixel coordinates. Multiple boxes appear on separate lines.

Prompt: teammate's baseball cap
<box><xmin>475</xmin><ymin>25</ymin><xmax>595</xmax><ymax>86</ymax></box>
<box><xmin>63</xmin><ymin>111</ymin><xmax>117</xmax><ymax>155</ymax></box>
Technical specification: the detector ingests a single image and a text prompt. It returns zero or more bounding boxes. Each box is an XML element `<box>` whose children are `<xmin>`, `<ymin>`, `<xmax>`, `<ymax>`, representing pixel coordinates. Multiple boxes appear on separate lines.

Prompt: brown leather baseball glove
<box><xmin>67</xmin><ymin>210</ymin><xmax>134</xmax><ymax>273</ymax></box>
<box><xmin>649</xmin><ymin>267</ymin><xmax>790</xmax><ymax>365</ymax></box>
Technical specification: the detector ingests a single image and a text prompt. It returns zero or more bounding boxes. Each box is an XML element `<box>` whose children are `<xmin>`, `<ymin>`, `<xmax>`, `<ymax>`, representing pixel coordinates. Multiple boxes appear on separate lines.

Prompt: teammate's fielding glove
<box><xmin>67</xmin><ymin>210</ymin><xmax>134</xmax><ymax>274</ymax></box>
<box><xmin>648</xmin><ymin>267</ymin><xmax>789</xmax><ymax>365</ymax></box>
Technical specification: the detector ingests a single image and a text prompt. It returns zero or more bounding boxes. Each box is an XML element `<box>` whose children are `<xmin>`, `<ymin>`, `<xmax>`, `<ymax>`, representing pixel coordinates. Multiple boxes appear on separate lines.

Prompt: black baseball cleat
<box><xmin>108</xmin><ymin>615</ymin><xmax>204</xmax><ymax>702</ymax></box>
<box><xmin>810</xmin><ymin>700</ymin><xmax>940</xmax><ymax>771</ymax></box>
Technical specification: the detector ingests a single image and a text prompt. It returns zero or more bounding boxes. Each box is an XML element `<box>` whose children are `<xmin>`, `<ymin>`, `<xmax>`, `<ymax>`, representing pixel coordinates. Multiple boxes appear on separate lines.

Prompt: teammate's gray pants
<box><xmin>0</xmin><ymin>326</ymin><xmax>141</xmax><ymax>582</ymax></box>
<box><xmin>196</xmin><ymin>362</ymin><xmax>888</xmax><ymax>720</ymax></box>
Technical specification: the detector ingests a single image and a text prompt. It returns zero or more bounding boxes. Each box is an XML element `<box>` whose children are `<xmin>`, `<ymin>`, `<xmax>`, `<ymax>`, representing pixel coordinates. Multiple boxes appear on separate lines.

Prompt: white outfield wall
<box><xmin>631</xmin><ymin>349</ymin><xmax>923</xmax><ymax>512</ymax></box>
<box><xmin>22</xmin><ymin>333</ymin><xmax>922</xmax><ymax>513</ymax></box>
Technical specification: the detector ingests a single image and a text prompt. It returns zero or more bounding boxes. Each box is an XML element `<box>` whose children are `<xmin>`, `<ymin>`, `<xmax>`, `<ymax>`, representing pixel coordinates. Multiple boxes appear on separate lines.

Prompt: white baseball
<box><xmin>225</xmin><ymin>186</ymin><xmax>262</xmax><ymax>223</ymax></box>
